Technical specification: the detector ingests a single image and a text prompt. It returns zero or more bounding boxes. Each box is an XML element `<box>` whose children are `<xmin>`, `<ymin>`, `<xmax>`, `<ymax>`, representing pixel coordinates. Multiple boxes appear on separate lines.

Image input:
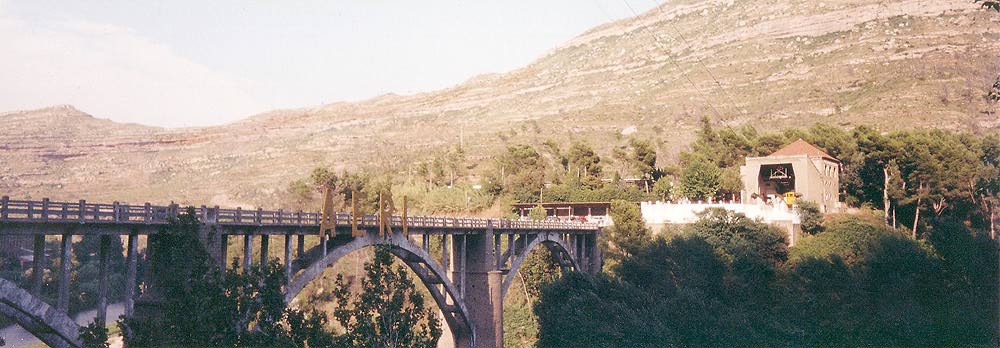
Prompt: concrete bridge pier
<box><xmin>243</xmin><ymin>234</ymin><xmax>253</xmax><ymax>272</ymax></box>
<box><xmin>124</xmin><ymin>233</ymin><xmax>139</xmax><ymax>317</ymax></box>
<box><xmin>96</xmin><ymin>235</ymin><xmax>111</xmax><ymax>326</ymax></box>
<box><xmin>134</xmin><ymin>234</ymin><xmax>164</xmax><ymax>326</ymax></box>
<box><xmin>260</xmin><ymin>234</ymin><xmax>269</xmax><ymax>269</ymax></box>
<box><xmin>451</xmin><ymin>231</ymin><xmax>504</xmax><ymax>348</ymax></box>
<box><xmin>57</xmin><ymin>232</ymin><xmax>72</xmax><ymax>312</ymax></box>
<box><xmin>31</xmin><ymin>234</ymin><xmax>46</xmax><ymax>295</ymax></box>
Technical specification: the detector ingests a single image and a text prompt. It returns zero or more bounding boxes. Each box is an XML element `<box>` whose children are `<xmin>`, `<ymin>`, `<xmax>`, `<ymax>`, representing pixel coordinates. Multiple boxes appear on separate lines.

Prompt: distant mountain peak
<box><xmin>2</xmin><ymin>104</ymin><xmax>89</xmax><ymax>117</ymax></box>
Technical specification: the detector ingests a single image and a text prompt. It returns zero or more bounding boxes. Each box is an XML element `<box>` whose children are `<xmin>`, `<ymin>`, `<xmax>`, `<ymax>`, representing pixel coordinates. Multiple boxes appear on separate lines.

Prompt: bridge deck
<box><xmin>0</xmin><ymin>196</ymin><xmax>598</xmax><ymax>234</ymax></box>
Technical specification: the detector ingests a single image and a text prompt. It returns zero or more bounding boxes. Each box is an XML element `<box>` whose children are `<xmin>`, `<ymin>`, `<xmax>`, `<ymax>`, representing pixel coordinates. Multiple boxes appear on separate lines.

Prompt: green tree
<box><xmin>603</xmin><ymin>200</ymin><xmax>650</xmax><ymax>261</ymax></box>
<box><xmin>976</xmin><ymin>136</ymin><xmax>999</xmax><ymax>238</ymax></box>
<box><xmin>495</xmin><ymin>145</ymin><xmax>546</xmax><ymax>203</ymax></box>
<box><xmin>846</xmin><ymin>126</ymin><xmax>901</xmax><ymax>224</ymax></box>
<box><xmin>751</xmin><ymin>133</ymin><xmax>787</xmax><ymax>157</ymax></box>
<box><xmin>537</xmin><ymin>208</ymin><xmax>999</xmax><ymax>347</ymax></box>
<box><xmin>717</xmin><ymin>166</ymin><xmax>742</xmax><ymax>201</ymax></box>
<box><xmin>517</xmin><ymin>248</ymin><xmax>562</xmax><ymax>299</ymax></box>
<box><xmin>310</xmin><ymin>167</ymin><xmax>338</xmax><ymax>190</ymax></box>
<box><xmin>416</xmin><ymin>161</ymin><xmax>432</xmax><ymax>190</ymax></box>
<box><xmin>330</xmin><ymin>245</ymin><xmax>442</xmax><ymax>348</ymax></box>
<box><xmin>79</xmin><ymin>318</ymin><xmax>109</xmax><ymax>348</ymax></box>
<box><xmin>628</xmin><ymin>138</ymin><xmax>657</xmax><ymax>177</ymax></box>
<box><xmin>567</xmin><ymin>141</ymin><xmax>602</xmax><ymax>180</ymax></box>
<box><xmin>779</xmin><ymin>215</ymin><xmax>996</xmax><ymax>347</ymax></box>
<box><xmin>976</xmin><ymin>0</ymin><xmax>1000</xmax><ymax>12</ymax></box>
<box><xmin>679</xmin><ymin>160</ymin><xmax>722</xmax><ymax>201</ymax></box>
<box><xmin>445</xmin><ymin>144</ymin><xmax>466</xmax><ymax>187</ymax></box>
<box><xmin>528</xmin><ymin>204</ymin><xmax>548</xmax><ymax>221</ymax></box>
<box><xmin>802</xmin><ymin>123</ymin><xmax>856</xmax><ymax>161</ymax></box>
<box><xmin>72</xmin><ymin>235</ymin><xmax>127</xmax><ymax>313</ymax></box>
<box><xmin>892</xmin><ymin>131</ymin><xmax>982</xmax><ymax>237</ymax></box>
<box><xmin>335</xmin><ymin>171</ymin><xmax>393</xmax><ymax>214</ymax></box>
<box><xmin>431</xmin><ymin>156</ymin><xmax>447</xmax><ymax>187</ymax></box>
<box><xmin>119</xmin><ymin>208</ymin><xmax>332</xmax><ymax>348</ymax></box>
<box><xmin>789</xmin><ymin>215</ymin><xmax>901</xmax><ymax>265</ymax></box>
<box><xmin>795</xmin><ymin>200</ymin><xmax>824</xmax><ymax>235</ymax></box>
<box><xmin>651</xmin><ymin>177</ymin><xmax>672</xmax><ymax>201</ymax></box>
<box><xmin>534</xmin><ymin>273</ymin><xmax>673</xmax><ymax>348</ymax></box>
<box><xmin>686</xmin><ymin>208</ymin><xmax>788</xmax><ymax>266</ymax></box>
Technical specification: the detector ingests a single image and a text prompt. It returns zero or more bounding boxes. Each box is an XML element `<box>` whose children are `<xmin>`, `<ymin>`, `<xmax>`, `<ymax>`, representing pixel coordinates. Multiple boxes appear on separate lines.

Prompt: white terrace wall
<box><xmin>640</xmin><ymin>201</ymin><xmax>803</xmax><ymax>246</ymax></box>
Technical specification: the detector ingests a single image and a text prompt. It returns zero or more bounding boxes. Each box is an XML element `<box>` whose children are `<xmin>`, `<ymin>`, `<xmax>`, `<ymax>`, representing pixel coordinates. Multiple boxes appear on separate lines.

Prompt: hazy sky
<box><xmin>0</xmin><ymin>0</ymin><xmax>658</xmax><ymax>127</ymax></box>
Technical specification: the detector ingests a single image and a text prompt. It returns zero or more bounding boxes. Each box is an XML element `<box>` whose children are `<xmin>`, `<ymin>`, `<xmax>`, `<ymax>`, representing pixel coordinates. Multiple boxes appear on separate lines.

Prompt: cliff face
<box><xmin>1</xmin><ymin>0</ymin><xmax>996</xmax><ymax>207</ymax></box>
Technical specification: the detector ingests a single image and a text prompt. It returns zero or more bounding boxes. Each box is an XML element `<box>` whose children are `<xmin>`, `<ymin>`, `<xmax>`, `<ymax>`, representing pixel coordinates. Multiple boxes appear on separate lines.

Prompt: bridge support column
<box><xmin>219</xmin><ymin>234</ymin><xmax>229</xmax><ymax>276</ymax></box>
<box><xmin>243</xmin><ymin>234</ymin><xmax>253</xmax><ymax>272</ymax></box>
<box><xmin>489</xmin><ymin>270</ymin><xmax>504</xmax><ymax>348</ymax></box>
<box><xmin>284</xmin><ymin>234</ymin><xmax>293</xmax><ymax>283</ymax></box>
<box><xmin>297</xmin><ymin>234</ymin><xmax>305</xmax><ymax>256</ymax></box>
<box><xmin>441</xmin><ymin>234</ymin><xmax>450</xmax><ymax>304</ymax></box>
<box><xmin>31</xmin><ymin>235</ymin><xmax>45</xmax><ymax>296</ymax></box>
<box><xmin>57</xmin><ymin>233</ymin><xmax>72</xmax><ymax>312</ymax></box>
<box><xmin>96</xmin><ymin>235</ymin><xmax>111</xmax><ymax>327</ymax></box>
<box><xmin>589</xmin><ymin>234</ymin><xmax>599</xmax><ymax>274</ymax></box>
<box><xmin>260</xmin><ymin>235</ymin><xmax>269</xmax><ymax>269</ymax></box>
<box><xmin>451</xmin><ymin>232</ymin><xmax>503</xmax><ymax>348</ymax></box>
<box><xmin>125</xmin><ymin>233</ymin><xmax>138</xmax><ymax>317</ymax></box>
<box><xmin>133</xmin><ymin>235</ymin><xmax>164</xmax><ymax>327</ymax></box>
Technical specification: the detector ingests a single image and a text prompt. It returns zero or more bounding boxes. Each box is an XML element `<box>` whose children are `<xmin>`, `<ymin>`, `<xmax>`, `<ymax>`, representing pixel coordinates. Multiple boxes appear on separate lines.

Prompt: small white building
<box><xmin>640</xmin><ymin>201</ymin><xmax>802</xmax><ymax>245</ymax></box>
<box><xmin>636</xmin><ymin>140</ymin><xmax>843</xmax><ymax>246</ymax></box>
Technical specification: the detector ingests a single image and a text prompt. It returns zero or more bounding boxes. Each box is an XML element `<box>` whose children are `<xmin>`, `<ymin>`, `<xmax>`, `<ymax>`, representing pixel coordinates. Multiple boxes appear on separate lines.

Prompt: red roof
<box><xmin>769</xmin><ymin>139</ymin><xmax>839</xmax><ymax>162</ymax></box>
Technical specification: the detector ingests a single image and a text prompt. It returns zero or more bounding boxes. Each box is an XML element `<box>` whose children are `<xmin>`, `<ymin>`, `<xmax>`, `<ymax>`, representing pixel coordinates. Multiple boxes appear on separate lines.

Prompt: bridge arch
<box><xmin>284</xmin><ymin>232</ymin><xmax>475</xmax><ymax>348</ymax></box>
<box><xmin>501</xmin><ymin>232</ymin><xmax>581</xmax><ymax>298</ymax></box>
<box><xmin>0</xmin><ymin>278</ymin><xmax>82</xmax><ymax>348</ymax></box>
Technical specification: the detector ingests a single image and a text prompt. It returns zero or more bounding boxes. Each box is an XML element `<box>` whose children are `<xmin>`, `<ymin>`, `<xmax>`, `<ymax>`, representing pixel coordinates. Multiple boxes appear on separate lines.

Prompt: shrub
<box><xmin>795</xmin><ymin>200</ymin><xmax>824</xmax><ymax>235</ymax></box>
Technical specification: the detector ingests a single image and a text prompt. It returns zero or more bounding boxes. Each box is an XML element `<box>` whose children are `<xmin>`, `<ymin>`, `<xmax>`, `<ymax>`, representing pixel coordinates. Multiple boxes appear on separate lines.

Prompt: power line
<box><xmin>644</xmin><ymin>0</ymin><xmax>745</xmax><ymax>120</ymax></box>
<box><xmin>620</xmin><ymin>0</ymin><xmax>637</xmax><ymax>14</ymax></box>
<box><xmin>617</xmin><ymin>0</ymin><xmax>726</xmax><ymax>119</ymax></box>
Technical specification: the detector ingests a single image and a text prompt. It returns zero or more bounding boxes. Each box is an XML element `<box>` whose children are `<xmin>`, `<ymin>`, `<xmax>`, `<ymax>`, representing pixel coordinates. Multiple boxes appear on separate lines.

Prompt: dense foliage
<box><xmin>601</xmin><ymin>200</ymin><xmax>651</xmax><ymax>263</ymax></box>
<box><xmin>794</xmin><ymin>200</ymin><xmax>824</xmax><ymax>235</ymax></box>
<box><xmin>112</xmin><ymin>208</ymin><xmax>439</xmax><ymax>348</ymax></box>
<box><xmin>79</xmin><ymin>318</ymin><xmax>110</xmax><ymax>348</ymax></box>
<box><xmin>525</xmin><ymin>204</ymin><xmax>546</xmax><ymax>221</ymax></box>
<box><xmin>278</xmin><ymin>119</ymin><xmax>998</xmax><ymax>347</ymax></box>
<box><xmin>118</xmin><ymin>208</ymin><xmax>333</xmax><ymax>348</ymax></box>
<box><xmin>536</xmin><ymin>212</ymin><xmax>998</xmax><ymax>348</ymax></box>
<box><xmin>0</xmin><ymin>235</ymin><xmax>130</xmax><ymax>318</ymax></box>
<box><xmin>329</xmin><ymin>244</ymin><xmax>442</xmax><ymax>348</ymax></box>
<box><xmin>681</xmin><ymin>118</ymin><xmax>998</xmax><ymax>237</ymax></box>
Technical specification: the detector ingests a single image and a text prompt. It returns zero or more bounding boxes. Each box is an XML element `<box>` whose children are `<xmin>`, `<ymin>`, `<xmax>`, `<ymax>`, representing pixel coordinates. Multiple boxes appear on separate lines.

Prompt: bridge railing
<box><xmin>0</xmin><ymin>196</ymin><xmax>599</xmax><ymax>231</ymax></box>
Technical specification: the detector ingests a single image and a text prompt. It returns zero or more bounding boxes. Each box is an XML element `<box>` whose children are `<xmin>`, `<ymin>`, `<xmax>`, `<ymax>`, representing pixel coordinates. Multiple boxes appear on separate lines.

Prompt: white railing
<box><xmin>639</xmin><ymin>201</ymin><xmax>800</xmax><ymax>225</ymax></box>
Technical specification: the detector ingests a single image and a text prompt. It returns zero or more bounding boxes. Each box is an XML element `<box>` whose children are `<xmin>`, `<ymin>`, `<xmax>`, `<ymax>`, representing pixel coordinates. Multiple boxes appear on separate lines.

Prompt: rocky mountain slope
<box><xmin>1</xmin><ymin>0</ymin><xmax>997</xmax><ymax>208</ymax></box>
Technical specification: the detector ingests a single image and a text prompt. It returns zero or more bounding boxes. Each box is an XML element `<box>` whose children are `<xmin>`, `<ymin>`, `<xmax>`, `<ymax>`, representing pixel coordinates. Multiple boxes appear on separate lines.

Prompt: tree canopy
<box><xmin>330</xmin><ymin>245</ymin><xmax>442</xmax><ymax>348</ymax></box>
<box><xmin>535</xmin><ymin>211</ymin><xmax>999</xmax><ymax>348</ymax></box>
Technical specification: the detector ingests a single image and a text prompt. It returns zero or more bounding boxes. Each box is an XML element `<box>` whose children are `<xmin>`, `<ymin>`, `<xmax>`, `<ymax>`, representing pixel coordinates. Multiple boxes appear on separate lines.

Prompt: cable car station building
<box><xmin>739</xmin><ymin>139</ymin><xmax>841</xmax><ymax>213</ymax></box>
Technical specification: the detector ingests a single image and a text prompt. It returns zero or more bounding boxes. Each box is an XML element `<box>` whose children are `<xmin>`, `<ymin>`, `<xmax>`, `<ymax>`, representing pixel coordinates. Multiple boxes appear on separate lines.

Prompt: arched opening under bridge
<box><xmin>0</xmin><ymin>278</ymin><xmax>82</xmax><ymax>348</ymax></box>
<box><xmin>283</xmin><ymin>233</ymin><xmax>475</xmax><ymax>348</ymax></box>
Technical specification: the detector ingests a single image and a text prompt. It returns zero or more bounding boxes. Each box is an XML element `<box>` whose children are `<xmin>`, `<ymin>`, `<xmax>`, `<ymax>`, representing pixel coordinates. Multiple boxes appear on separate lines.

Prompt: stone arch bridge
<box><xmin>0</xmin><ymin>196</ymin><xmax>601</xmax><ymax>348</ymax></box>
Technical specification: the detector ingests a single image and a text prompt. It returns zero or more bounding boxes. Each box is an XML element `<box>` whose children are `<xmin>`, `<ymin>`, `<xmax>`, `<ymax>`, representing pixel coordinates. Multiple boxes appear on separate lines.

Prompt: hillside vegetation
<box><xmin>1</xmin><ymin>0</ymin><xmax>997</xmax><ymax>208</ymax></box>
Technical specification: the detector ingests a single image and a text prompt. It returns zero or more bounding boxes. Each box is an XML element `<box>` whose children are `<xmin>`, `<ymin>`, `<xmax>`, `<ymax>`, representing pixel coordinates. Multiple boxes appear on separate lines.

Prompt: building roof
<box><xmin>769</xmin><ymin>139</ymin><xmax>839</xmax><ymax>162</ymax></box>
<box><xmin>511</xmin><ymin>202</ymin><xmax>612</xmax><ymax>208</ymax></box>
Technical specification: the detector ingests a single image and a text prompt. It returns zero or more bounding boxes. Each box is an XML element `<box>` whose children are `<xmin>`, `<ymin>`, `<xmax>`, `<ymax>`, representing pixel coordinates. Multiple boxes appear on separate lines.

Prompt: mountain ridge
<box><xmin>1</xmin><ymin>0</ymin><xmax>996</xmax><ymax>209</ymax></box>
